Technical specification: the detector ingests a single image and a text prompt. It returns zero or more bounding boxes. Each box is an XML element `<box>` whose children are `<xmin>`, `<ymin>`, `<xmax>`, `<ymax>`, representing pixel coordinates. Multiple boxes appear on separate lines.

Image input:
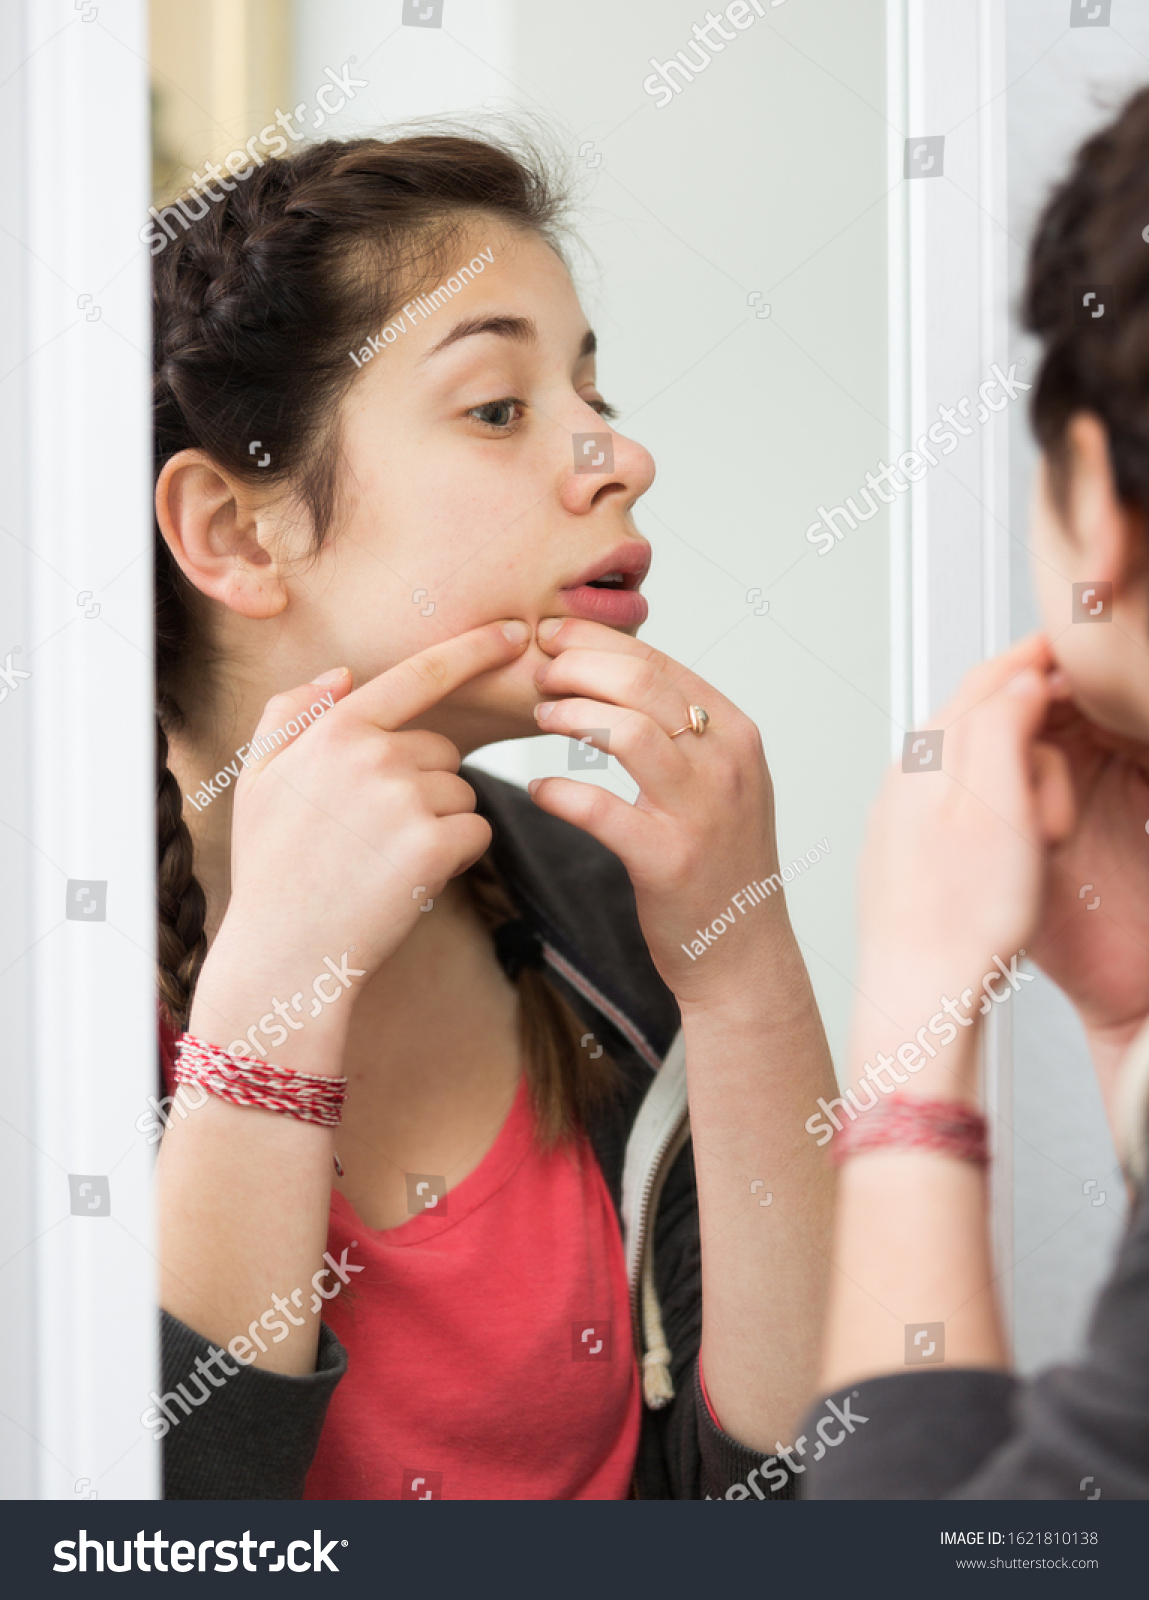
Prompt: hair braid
<box><xmin>463</xmin><ymin>851</ymin><xmax>617</xmax><ymax>1144</ymax></box>
<box><xmin>156</xmin><ymin>711</ymin><xmax>208</xmax><ymax>1032</ymax></box>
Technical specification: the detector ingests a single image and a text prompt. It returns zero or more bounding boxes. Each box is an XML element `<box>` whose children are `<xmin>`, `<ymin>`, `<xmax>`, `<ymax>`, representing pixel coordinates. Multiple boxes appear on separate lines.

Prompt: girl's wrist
<box><xmin>675</xmin><ymin>921</ymin><xmax>810</xmax><ymax>1024</ymax></box>
<box><xmin>190</xmin><ymin>940</ymin><xmax>354</xmax><ymax>1079</ymax></box>
<box><xmin>847</xmin><ymin>994</ymin><xmax>982</xmax><ymax>1107</ymax></box>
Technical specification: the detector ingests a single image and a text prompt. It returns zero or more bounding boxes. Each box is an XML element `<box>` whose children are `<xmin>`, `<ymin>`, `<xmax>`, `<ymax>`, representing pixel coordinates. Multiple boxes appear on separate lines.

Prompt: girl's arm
<box><xmin>158</xmin><ymin>926</ymin><xmax>349</xmax><ymax>1376</ymax></box>
<box><xmin>157</xmin><ymin>623</ymin><xmax>531</xmax><ymax>1375</ymax></box>
<box><xmin>676</xmin><ymin>924</ymin><xmax>837</xmax><ymax>1451</ymax></box>
<box><xmin>527</xmin><ymin>615</ymin><xmax>837</xmax><ymax>1451</ymax></box>
<box><xmin>816</xmin><ymin>636</ymin><xmax>1072</xmax><ymax>1395</ymax></box>
<box><xmin>817</xmin><ymin>1022</ymin><xmax>1004</xmax><ymax>1395</ymax></box>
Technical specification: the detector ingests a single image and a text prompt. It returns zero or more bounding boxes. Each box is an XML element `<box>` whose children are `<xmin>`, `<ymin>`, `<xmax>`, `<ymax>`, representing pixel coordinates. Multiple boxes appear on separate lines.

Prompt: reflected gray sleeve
<box><xmin>800</xmin><ymin>1370</ymin><xmax>1018</xmax><ymax>1498</ymax></box>
<box><xmin>954</xmin><ymin>1176</ymin><xmax>1149</xmax><ymax>1500</ymax></box>
<box><xmin>161</xmin><ymin>1310</ymin><xmax>348</xmax><ymax>1500</ymax></box>
<box><xmin>803</xmin><ymin>1179</ymin><xmax>1149</xmax><ymax>1499</ymax></box>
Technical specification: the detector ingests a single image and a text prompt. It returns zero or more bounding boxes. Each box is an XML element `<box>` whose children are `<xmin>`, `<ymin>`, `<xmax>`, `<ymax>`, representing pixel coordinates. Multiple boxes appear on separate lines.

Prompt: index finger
<box><xmin>940</xmin><ymin>632</ymin><xmax>1056</xmax><ymax>728</ymax></box>
<box><xmin>535</xmin><ymin>615</ymin><xmax>732</xmax><ymax>714</ymax></box>
<box><xmin>348</xmin><ymin>619</ymin><xmax>532</xmax><ymax>730</ymax></box>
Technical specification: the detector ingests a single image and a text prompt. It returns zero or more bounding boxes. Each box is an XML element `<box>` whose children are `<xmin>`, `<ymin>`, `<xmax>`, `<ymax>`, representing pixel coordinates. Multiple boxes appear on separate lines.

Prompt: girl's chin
<box><xmin>441</xmin><ymin>662</ymin><xmax>550</xmax><ymax>747</ymax></box>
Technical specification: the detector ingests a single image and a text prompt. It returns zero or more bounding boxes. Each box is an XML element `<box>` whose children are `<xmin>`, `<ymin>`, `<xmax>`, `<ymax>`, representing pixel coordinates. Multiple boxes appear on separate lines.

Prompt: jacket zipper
<box><xmin>627</xmin><ymin>1103</ymin><xmax>689</xmax><ymax>1337</ymax></box>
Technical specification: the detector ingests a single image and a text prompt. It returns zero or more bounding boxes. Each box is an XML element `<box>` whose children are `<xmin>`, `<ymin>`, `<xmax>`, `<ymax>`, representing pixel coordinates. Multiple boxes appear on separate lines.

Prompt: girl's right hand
<box><xmin>192</xmin><ymin>620</ymin><xmax>532</xmax><ymax>1049</ymax></box>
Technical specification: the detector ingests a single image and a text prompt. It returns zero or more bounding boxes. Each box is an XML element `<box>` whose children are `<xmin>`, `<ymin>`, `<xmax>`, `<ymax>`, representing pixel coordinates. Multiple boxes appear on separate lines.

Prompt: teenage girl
<box><xmin>799</xmin><ymin>87</ymin><xmax>1149</xmax><ymax>1497</ymax></box>
<box><xmin>150</xmin><ymin>131</ymin><xmax>837</xmax><ymax>1500</ymax></box>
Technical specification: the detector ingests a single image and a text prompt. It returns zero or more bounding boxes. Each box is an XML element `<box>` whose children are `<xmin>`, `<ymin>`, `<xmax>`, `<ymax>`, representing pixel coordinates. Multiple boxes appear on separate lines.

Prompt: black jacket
<box><xmin>162</xmin><ymin>765</ymin><xmax>796</xmax><ymax>1501</ymax></box>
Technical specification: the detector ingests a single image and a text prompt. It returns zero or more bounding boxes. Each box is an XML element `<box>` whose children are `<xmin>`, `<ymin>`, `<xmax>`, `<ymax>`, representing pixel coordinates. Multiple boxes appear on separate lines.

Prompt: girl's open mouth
<box><xmin>558</xmin><ymin>544</ymin><xmax>650</xmax><ymax>627</ymax></box>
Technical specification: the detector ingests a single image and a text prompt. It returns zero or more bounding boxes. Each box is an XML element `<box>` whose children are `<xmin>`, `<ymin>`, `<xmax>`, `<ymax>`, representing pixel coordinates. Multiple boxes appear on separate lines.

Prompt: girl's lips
<box><xmin>556</xmin><ymin>584</ymin><xmax>649</xmax><ymax>627</ymax></box>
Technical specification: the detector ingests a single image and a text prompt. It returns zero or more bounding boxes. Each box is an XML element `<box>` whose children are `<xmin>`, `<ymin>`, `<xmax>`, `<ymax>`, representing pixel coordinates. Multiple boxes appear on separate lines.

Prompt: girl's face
<box><xmin>277</xmin><ymin>223</ymin><xmax>655</xmax><ymax>750</ymax></box>
<box><xmin>1029</xmin><ymin>418</ymin><xmax>1149</xmax><ymax>742</ymax></box>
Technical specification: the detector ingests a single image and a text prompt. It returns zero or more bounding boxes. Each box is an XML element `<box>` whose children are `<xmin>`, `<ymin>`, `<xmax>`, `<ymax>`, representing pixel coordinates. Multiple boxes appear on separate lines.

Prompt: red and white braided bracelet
<box><xmin>827</xmin><ymin>1096</ymin><xmax>989</xmax><ymax>1167</ymax></box>
<box><xmin>174</xmin><ymin>1033</ymin><xmax>348</xmax><ymax>1129</ymax></box>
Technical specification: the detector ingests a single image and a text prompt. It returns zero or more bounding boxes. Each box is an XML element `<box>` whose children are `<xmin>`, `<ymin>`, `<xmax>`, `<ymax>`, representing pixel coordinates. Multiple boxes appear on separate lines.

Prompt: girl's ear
<box><xmin>1063</xmin><ymin>413</ymin><xmax>1149</xmax><ymax>597</ymax></box>
<box><xmin>156</xmin><ymin>449</ymin><xmax>290</xmax><ymax>619</ymax></box>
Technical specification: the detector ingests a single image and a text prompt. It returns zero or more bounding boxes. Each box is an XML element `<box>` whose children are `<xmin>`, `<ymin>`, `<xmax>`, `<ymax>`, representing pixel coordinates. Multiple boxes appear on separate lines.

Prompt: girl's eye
<box><xmin>589</xmin><ymin>398</ymin><xmax>619</xmax><ymax>421</ymax></box>
<box><xmin>467</xmin><ymin>398</ymin><xmax>525</xmax><ymax>430</ymax></box>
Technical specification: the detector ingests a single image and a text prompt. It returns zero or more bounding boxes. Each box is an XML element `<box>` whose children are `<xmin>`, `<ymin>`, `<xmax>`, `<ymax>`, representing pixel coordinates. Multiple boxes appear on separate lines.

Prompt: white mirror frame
<box><xmin>0</xmin><ymin>0</ymin><xmax>1019</xmax><ymax>1499</ymax></box>
<box><xmin>0</xmin><ymin>0</ymin><xmax>157</xmax><ymax>1499</ymax></box>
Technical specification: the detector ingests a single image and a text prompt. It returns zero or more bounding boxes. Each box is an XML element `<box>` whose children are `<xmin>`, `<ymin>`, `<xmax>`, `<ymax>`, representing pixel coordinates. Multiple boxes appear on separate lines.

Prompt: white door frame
<box><xmin>887</xmin><ymin>0</ymin><xmax>1015</xmax><ymax>1337</ymax></box>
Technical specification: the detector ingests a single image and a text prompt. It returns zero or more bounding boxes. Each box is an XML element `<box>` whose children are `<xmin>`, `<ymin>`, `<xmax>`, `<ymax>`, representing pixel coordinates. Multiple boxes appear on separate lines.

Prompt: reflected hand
<box><xmin>852</xmin><ymin>636</ymin><xmax>1073</xmax><ymax>1035</ymax></box>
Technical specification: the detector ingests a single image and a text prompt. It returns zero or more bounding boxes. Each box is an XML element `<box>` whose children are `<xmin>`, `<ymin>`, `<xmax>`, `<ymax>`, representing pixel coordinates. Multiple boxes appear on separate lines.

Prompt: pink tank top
<box><xmin>301</xmin><ymin>1072</ymin><xmax>640</xmax><ymax>1499</ymax></box>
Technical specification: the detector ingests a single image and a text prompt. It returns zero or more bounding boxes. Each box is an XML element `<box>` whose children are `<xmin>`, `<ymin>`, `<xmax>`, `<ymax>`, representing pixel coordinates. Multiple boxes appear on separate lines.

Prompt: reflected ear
<box><xmin>1064</xmin><ymin>413</ymin><xmax>1149</xmax><ymax>597</ymax></box>
<box><xmin>155</xmin><ymin>449</ymin><xmax>289</xmax><ymax>619</ymax></box>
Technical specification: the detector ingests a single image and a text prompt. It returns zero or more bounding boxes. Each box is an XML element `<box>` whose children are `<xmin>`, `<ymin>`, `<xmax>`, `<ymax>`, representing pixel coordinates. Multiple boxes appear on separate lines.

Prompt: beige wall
<box><xmin>150</xmin><ymin>0</ymin><xmax>291</xmax><ymax>198</ymax></box>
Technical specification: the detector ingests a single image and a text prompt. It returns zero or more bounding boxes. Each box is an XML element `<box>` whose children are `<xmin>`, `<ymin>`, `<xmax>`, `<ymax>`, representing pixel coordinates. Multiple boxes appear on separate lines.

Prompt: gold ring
<box><xmin>669</xmin><ymin>704</ymin><xmax>710</xmax><ymax>739</ymax></box>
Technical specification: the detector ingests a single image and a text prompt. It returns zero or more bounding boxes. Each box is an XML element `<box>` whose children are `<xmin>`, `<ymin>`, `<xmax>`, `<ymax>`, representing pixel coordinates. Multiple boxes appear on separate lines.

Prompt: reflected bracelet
<box><xmin>827</xmin><ymin>1096</ymin><xmax>989</xmax><ymax>1167</ymax></box>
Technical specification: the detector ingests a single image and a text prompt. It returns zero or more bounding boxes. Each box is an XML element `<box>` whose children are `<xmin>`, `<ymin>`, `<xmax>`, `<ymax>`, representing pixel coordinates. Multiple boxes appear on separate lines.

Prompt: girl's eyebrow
<box><xmin>418</xmin><ymin>316</ymin><xmax>597</xmax><ymax>364</ymax></box>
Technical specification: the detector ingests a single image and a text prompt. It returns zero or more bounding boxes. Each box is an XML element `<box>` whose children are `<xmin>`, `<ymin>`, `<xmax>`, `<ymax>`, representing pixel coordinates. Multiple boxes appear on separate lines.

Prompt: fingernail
<box><xmin>527</xmin><ymin>779</ymin><xmax>542</xmax><ymax>798</ymax></box>
<box><xmin>502</xmin><ymin>620</ymin><xmax>530</xmax><ymax>644</ymax></box>
<box><xmin>310</xmin><ymin>667</ymin><xmax>347</xmax><ymax>686</ymax></box>
<box><xmin>537</xmin><ymin>617</ymin><xmax>565</xmax><ymax>642</ymax></box>
<box><xmin>1006</xmin><ymin>668</ymin><xmax>1041</xmax><ymax>697</ymax></box>
<box><xmin>534</xmin><ymin>701</ymin><xmax>554</xmax><ymax>722</ymax></box>
<box><xmin>534</xmin><ymin>661</ymin><xmax>551</xmax><ymax>686</ymax></box>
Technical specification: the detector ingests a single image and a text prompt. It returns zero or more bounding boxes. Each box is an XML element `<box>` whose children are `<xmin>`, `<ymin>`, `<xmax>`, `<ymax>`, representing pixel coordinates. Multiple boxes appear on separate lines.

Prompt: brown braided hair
<box><xmin>154</xmin><ymin>129</ymin><xmax>616</xmax><ymax>1139</ymax></box>
<box><xmin>1024</xmin><ymin>86</ymin><xmax>1149</xmax><ymax>514</ymax></box>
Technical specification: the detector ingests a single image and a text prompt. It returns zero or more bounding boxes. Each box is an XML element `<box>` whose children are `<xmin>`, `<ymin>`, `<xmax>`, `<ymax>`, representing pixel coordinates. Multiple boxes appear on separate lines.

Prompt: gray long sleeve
<box><xmin>801</xmin><ymin>1175</ymin><xmax>1149</xmax><ymax>1499</ymax></box>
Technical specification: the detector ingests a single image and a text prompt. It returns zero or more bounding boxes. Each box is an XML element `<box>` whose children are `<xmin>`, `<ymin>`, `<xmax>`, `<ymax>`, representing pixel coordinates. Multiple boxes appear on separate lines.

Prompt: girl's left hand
<box><xmin>527</xmin><ymin>616</ymin><xmax>791</xmax><ymax>1010</ymax></box>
